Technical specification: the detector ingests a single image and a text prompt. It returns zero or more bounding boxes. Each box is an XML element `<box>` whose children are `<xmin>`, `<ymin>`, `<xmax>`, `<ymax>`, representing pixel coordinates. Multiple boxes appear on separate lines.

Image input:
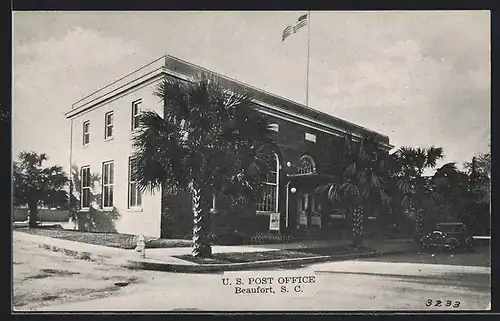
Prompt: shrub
<box><xmin>208</xmin><ymin>228</ymin><xmax>250</xmax><ymax>245</ymax></box>
<box><xmin>250</xmin><ymin>232</ymin><xmax>294</xmax><ymax>245</ymax></box>
<box><xmin>145</xmin><ymin>238</ymin><xmax>193</xmax><ymax>248</ymax></box>
<box><xmin>75</xmin><ymin>207</ymin><xmax>120</xmax><ymax>233</ymax></box>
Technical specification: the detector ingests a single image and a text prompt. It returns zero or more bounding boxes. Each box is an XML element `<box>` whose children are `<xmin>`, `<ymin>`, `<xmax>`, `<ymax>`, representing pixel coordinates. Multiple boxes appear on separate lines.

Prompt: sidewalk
<box><xmin>313</xmin><ymin>260</ymin><xmax>491</xmax><ymax>279</ymax></box>
<box><xmin>14</xmin><ymin>231</ymin><xmax>195</xmax><ymax>266</ymax></box>
<box><xmin>14</xmin><ymin>231</ymin><xmax>416</xmax><ymax>273</ymax></box>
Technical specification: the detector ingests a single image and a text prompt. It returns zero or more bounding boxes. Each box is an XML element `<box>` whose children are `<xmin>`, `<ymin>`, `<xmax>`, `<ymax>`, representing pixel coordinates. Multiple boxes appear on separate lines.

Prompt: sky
<box><xmin>13</xmin><ymin>11</ymin><xmax>490</xmax><ymax>174</ymax></box>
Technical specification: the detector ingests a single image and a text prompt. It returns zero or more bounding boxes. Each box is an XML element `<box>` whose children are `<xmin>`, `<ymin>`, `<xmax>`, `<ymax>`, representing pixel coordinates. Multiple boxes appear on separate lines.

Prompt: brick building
<box><xmin>66</xmin><ymin>55</ymin><xmax>392</xmax><ymax>238</ymax></box>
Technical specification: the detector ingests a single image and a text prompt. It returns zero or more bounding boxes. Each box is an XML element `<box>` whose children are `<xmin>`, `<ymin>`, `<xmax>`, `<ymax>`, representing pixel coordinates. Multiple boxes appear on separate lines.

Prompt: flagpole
<box><xmin>305</xmin><ymin>10</ymin><xmax>311</xmax><ymax>107</ymax></box>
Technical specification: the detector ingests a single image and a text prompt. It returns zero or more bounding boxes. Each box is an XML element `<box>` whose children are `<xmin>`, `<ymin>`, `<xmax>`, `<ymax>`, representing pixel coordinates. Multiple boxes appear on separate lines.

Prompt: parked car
<box><xmin>419</xmin><ymin>222</ymin><xmax>475</xmax><ymax>252</ymax></box>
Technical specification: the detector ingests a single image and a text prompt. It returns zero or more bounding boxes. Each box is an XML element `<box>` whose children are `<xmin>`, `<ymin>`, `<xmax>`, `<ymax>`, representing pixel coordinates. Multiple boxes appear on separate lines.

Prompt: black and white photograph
<box><xmin>12</xmin><ymin>11</ymin><xmax>491</xmax><ymax>312</ymax></box>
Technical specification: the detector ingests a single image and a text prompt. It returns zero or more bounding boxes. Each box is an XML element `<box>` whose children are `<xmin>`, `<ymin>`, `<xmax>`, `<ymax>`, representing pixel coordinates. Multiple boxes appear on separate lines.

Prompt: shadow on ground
<box><xmin>359</xmin><ymin>246</ymin><xmax>490</xmax><ymax>267</ymax></box>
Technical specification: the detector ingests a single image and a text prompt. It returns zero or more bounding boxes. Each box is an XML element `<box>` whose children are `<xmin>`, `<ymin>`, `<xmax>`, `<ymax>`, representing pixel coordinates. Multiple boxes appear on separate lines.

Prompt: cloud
<box><xmin>311</xmin><ymin>24</ymin><xmax>489</xmax><ymax>168</ymax></box>
<box><xmin>12</xmin><ymin>12</ymin><xmax>490</xmax><ymax>172</ymax></box>
<box><xmin>13</xmin><ymin>27</ymin><xmax>144</xmax><ymax>166</ymax></box>
<box><xmin>317</xmin><ymin>39</ymin><xmax>448</xmax><ymax>113</ymax></box>
<box><xmin>14</xmin><ymin>26</ymin><xmax>143</xmax><ymax>96</ymax></box>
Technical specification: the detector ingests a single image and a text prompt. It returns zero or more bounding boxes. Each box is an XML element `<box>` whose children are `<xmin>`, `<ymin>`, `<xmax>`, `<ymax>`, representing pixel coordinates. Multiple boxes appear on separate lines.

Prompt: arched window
<box><xmin>299</xmin><ymin>155</ymin><xmax>316</xmax><ymax>174</ymax></box>
<box><xmin>256</xmin><ymin>153</ymin><xmax>279</xmax><ymax>213</ymax></box>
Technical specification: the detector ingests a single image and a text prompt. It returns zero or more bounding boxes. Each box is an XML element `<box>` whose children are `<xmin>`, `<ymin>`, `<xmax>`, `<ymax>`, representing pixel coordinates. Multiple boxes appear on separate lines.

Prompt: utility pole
<box><xmin>305</xmin><ymin>10</ymin><xmax>311</xmax><ymax>107</ymax></box>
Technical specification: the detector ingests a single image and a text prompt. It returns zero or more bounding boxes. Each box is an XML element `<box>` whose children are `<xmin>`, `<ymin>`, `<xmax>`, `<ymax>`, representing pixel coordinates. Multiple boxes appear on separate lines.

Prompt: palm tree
<box><xmin>393</xmin><ymin>146</ymin><xmax>444</xmax><ymax>235</ymax></box>
<box><xmin>432</xmin><ymin>162</ymin><xmax>467</xmax><ymax>222</ymax></box>
<box><xmin>13</xmin><ymin>152</ymin><xmax>68</xmax><ymax>227</ymax></box>
<box><xmin>317</xmin><ymin>134</ymin><xmax>389</xmax><ymax>247</ymax></box>
<box><xmin>132</xmin><ymin>75</ymin><xmax>276</xmax><ymax>257</ymax></box>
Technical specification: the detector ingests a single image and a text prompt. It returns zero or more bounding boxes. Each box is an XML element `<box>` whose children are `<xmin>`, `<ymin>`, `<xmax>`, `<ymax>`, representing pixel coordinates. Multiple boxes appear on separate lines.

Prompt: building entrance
<box><xmin>297</xmin><ymin>193</ymin><xmax>322</xmax><ymax>229</ymax></box>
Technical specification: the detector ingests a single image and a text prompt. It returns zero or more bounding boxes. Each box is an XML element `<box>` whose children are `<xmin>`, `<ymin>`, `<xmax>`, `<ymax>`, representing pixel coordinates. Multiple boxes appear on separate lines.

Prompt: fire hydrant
<box><xmin>135</xmin><ymin>234</ymin><xmax>146</xmax><ymax>258</ymax></box>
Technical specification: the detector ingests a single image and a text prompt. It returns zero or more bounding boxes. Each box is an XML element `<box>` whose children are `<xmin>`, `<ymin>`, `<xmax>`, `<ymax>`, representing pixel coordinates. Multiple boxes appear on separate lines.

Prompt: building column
<box><xmin>287</xmin><ymin>186</ymin><xmax>298</xmax><ymax>234</ymax></box>
<box><xmin>306</xmin><ymin>194</ymin><xmax>312</xmax><ymax>229</ymax></box>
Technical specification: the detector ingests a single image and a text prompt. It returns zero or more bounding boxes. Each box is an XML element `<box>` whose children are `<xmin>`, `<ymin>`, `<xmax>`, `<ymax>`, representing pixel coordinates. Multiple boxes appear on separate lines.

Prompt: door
<box><xmin>310</xmin><ymin>197</ymin><xmax>322</xmax><ymax>228</ymax></box>
<box><xmin>297</xmin><ymin>193</ymin><xmax>322</xmax><ymax>228</ymax></box>
<box><xmin>297</xmin><ymin>193</ymin><xmax>309</xmax><ymax>227</ymax></box>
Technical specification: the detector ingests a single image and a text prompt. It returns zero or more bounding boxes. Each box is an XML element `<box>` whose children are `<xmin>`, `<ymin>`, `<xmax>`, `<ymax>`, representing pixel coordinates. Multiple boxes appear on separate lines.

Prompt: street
<box><xmin>13</xmin><ymin>237</ymin><xmax>490</xmax><ymax>312</ymax></box>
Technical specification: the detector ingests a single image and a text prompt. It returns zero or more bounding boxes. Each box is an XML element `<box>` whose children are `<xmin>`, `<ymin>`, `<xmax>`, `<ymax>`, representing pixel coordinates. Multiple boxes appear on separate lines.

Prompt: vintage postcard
<box><xmin>12</xmin><ymin>10</ymin><xmax>491</xmax><ymax>312</ymax></box>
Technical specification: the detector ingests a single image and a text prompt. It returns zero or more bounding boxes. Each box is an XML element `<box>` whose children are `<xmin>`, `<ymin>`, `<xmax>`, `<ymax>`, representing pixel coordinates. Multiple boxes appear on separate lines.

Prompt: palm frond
<box><xmin>339</xmin><ymin>182</ymin><xmax>359</xmax><ymax>198</ymax></box>
<box><xmin>397</xmin><ymin>177</ymin><xmax>411</xmax><ymax>194</ymax></box>
<box><xmin>370</xmin><ymin>173</ymin><xmax>382</xmax><ymax>188</ymax></box>
<box><xmin>401</xmin><ymin>194</ymin><xmax>414</xmax><ymax>208</ymax></box>
<box><xmin>425</xmin><ymin>146</ymin><xmax>444</xmax><ymax>168</ymax></box>
<box><xmin>345</xmin><ymin>162</ymin><xmax>357</xmax><ymax>177</ymax></box>
<box><xmin>380</xmin><ymin>190</ymin><xmax>391</xmax><ymax>204</ymax></box>
<box><xmin>144</xmin><ymin>75</ymin><xmax>279</xmax><ymax>199</ymax></box>
<box><xmin>357</xmin><ymin>171</ymin><xmax>367</xmax><ymax>186</ymax></box>
<box><xmin>132</xmin><ymin>111</ymin><xmax>187</xmax><ymax>193</ymax></box>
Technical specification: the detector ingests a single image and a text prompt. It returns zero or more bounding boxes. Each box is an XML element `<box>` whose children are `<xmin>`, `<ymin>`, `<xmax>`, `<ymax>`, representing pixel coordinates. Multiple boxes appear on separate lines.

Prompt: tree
<box><xmin>42</xmin><ymin>189</ymin><xmax>71</xmax><ymax>209</ymax></box>
<box><xmin>461</xmin><ymin>151</ymin><xmax>491</xmax><ymax>234</ymax></box>
<box><xmin>132</xmin><ymin>75</ymin><xmax>276</xmax><ymax>257</ymax></box>
<box><xmin>65</xmin><ymin>164</ymin><xmax>120</xmax><ymax>232</ymax></box>
<box><xmin>465</xmin><ymin>148</ymin><xmax>491</xmax><ymax>180</ymax></box>
<box><xmin>464</xmin><ymin>150</ymin><xmax>491</xmax><ymax>204</ymax></box>
<box><xmin>393</xmin><ymin>146</ymin><xmax>444</xmax><ymax>234</ymax></box>
<box><xmin>432</xmin><ymin>162</ymin><xmax>469</xmax><ymax>222</ymax></box>
<box><xmin>317</xmin><ymin>134</ymin><xmax>390</xmax><ymax>247</ymax></box>
<box><xmin>13</xmin><ymin>152</ymin><xmax>68</xmax><ymax>227</ymax></box>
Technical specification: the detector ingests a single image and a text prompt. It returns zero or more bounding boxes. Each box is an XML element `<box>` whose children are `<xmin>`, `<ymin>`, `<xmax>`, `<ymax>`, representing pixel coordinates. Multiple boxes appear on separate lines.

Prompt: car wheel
<box><xmin>466</xmin><ymin>238</ymin><xmax>475</xmax><ymax>252</ymax></box>
<box><xmin>446</xmin><ymin>238</ymin><xmax>460</xmax><ymax>253</ymax></box>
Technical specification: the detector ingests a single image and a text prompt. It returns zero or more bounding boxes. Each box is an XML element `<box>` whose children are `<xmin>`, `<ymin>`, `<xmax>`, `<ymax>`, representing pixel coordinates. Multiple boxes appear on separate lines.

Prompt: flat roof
<box><xmin>69</xmin><ymin>54</ymin><xmax>391</xmax><ymax>145</ymax></box>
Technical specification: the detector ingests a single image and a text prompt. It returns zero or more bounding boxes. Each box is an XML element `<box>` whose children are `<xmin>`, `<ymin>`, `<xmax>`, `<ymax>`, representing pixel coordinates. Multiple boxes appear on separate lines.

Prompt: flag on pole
<box><xmin>294</xmin><ymin>13</ymin><xmax>308</xmax><ymax>32</ymax></box>
<box><xmin>282</xmin><ymin>13</ymin><xmax>308</xmax><ymax>41</ymax></box>
<box><xmin>282</xmin><ymin>25</ymin><xmax>293</xmax><ymax>41</ymax></box>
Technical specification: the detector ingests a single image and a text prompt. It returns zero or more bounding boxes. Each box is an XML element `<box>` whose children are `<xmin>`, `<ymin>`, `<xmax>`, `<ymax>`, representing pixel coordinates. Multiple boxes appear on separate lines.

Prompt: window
<box><xmin>330</xmin><ymin>208</ymin><xmax>345</xmax><ymax>219</ymax></box>
<box><xmin>299</xmin><ymin>155</ymin><xmax>316</xmax><ymax>174</ymax></box>
<box><xmin>102</xmin><ymin>161</ymin><xmax>114</xmax><ymax>208</ymax></box>
<box><xmin>437</xmin><ymin>225</ymin><xmax>455</xmax><ymax>233</ymax></box>
<box><xmin>104</xmin><ymin>111</ymin><xmax>113</xmax><ymax>139</ymax></box>
<box><xmin>80</xmin><ymin>166</ymin><xmax>91</xmax><ymax>209</ymax></box>
<box><xmin>256</xmin><ymin>153</ymin><xmax>279</xmax><ymax>213</ymax></box>
<box><xmin>298</xmin><ymin>195</ymin><xmax>322</xmax><ymax>213</ymax></box>
<box><xmin>299</xmin><ymin>194</ymin><xmax>308</xmax><ymax>212</ymax></box>
<box><xmin>83</xmin><ymin>121</ymin><xmax>90</xmax><ymax>146</ymax></box>
<box><xmin>305</xmin><ymin>132</ymin><xmax>316</xmax><ymax>142</ymax></box>
<box><xmin>268</xmin><ymin>123</ymin><xmax>279</xmax><ymax>132</ymax></box>
<box><xmin>128</xmin><ymin>157</ymin><xmax>142</xmax><ymax>208</ymax></box>
<box><xmin>131</xmin><ymin>100</ymin><xmax>142</xmax><ymax>130</ymax></box>
<box><xmin>311</xmin><ymin>197</ymin><xmax>322</xmax><ymax>213</ymax></box>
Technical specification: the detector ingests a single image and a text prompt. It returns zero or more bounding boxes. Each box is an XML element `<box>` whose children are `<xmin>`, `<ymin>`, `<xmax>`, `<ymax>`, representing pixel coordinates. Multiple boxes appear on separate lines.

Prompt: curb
<box><xmin>37</xmin><ymin>243</ymin><xmax>119</xmax><ymax>263</ymax></box>
<box><xmin>122</xmin><ymin>249</ymin><xmax>413</xmax><ymax>273</ymax></box>
<box><xmin>315</xmin><ymin>268</ymin><xmax>491</xmax><ymax>279</ymax></box>
<box><xmin>19</xmin><ymin>231</ymin><xmax>415</xmax><ymax>273</ymax></box>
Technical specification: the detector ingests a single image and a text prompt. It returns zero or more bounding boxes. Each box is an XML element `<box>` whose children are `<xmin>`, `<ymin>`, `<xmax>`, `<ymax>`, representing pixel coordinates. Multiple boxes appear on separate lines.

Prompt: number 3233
<box><xmin>426</xmin><ymin>299</ymin><xmax>460</xmax><ymax>308</ymax></box>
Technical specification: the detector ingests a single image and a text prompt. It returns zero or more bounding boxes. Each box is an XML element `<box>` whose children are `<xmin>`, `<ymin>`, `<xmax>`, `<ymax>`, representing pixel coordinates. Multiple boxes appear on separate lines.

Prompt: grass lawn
<box><xmin>175</xmin><ymin>245</ymin><xmax>374</xmax><ymax>265</ymax></box>
<box><xmin>15</xmin><ymin>227</ymin><xmax>193</xmax><ymax>250</ymax></box>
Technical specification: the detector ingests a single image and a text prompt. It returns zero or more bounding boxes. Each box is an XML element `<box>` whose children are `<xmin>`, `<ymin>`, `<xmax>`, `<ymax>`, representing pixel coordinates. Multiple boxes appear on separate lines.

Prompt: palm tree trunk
<box><xmin>352</xmin><ymin>206</ymin><xmax>364</xmax><ymax>247</ymax></box>
<box><xmin>414</xmin><ymin>209</ymin><xmax>424</xmax><ymax>235</ymax></box>
<box><xmin>191</xmin><ymin>181</ymin><xmax>212</xmax><ymax>258</ymax></box>
<box><xmin>28</xmin><ymin>200</ymin><xmax>39</xmax><ymax>228</ymax></box>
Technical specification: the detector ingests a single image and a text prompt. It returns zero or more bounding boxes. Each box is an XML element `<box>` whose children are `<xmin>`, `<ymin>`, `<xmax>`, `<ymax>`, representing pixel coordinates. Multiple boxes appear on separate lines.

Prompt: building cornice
<box><xmin>65</xmin><ymin>68</ymin><xmax>166</xmax><ymax>119</ymax></box>
<box><xmin>163</xmin><ymin>55</ymin><xmax>390</xmax><ymax>143</ymax></box>
<box><xmin>66</xmin><ymin>55</ymin><xmax>393</xmax><ymax>150</ymax></box>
